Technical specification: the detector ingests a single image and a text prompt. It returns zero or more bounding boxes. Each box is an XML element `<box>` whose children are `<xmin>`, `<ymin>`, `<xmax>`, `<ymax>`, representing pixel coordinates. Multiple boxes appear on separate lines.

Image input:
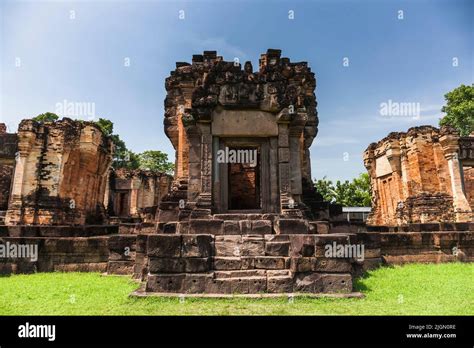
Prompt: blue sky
<box><xmin>0</xmin><ymin>0</ymin><xmax>472</xmax><ymax>181</ymax></box>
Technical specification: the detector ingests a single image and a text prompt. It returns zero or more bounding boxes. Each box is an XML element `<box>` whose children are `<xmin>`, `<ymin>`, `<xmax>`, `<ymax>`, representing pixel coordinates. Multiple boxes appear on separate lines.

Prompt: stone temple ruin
<box><xmin>142</xmin><ymin>49</ymin><xmax>360</xmax><ymax>294</ymax></box>
<box><xmin>159</xmin><ymin>49</ymin><xmax>332</xmax><ymax>227</ymax></box>
<box><xmin>0</xmin><ymin>49</ymin><xmax>472</xmax><ymax>295</ymax></box>
<box><xmin>5</xmin><ymin>119</ymin><xmax>113</xmax><ymax>225</ymax></box>
<box><xmin>107</xmin><ymin>168</ymin><xmax>172</xmax><ymax>223</ymax></box>
<box><xmin>364</xmin><ymin>126</ymin><xmax>473</xmax><ymax>226</ymax></box>
<box><xmin>364</xmin><ymin>125</ymin><xmax>473</xmax><ymax>264</ymax></box>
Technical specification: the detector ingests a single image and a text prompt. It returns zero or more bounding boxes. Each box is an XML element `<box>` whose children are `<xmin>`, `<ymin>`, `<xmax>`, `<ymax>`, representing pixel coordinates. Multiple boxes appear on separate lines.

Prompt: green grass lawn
<box><xmin>0</xmin><ymin>263</ymin><xmax>472</xmax><ymax>315</ymax></box>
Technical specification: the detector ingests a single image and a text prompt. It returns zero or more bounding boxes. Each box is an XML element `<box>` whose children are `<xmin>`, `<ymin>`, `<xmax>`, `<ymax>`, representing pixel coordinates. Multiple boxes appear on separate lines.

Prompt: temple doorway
<box><xmin>214</xmin><ymin>138</ymin><xmax>272</xmax><ymax>213</ymax></box>
<box><xmin>227</xmin><ymin>146</ymin><xmax>261</xmax><ymax>210</ymax></box>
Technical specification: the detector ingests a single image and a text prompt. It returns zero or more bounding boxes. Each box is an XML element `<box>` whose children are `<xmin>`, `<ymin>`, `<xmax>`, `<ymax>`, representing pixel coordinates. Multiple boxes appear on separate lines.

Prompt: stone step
<box><xmin>214</xmin><ymin>213</ymin><xmax>278</xmax><ymax>221</ymax></box>
<box><xmin>214</xmin><ymin>269</ymin><xmax>291</xmax><ymax>279</ymax></box>
<box><xmin>214</xmin><ymin>214</ymin><xmax>263</xmax><ymax>221</ymax></box>
<box><xmin>214</xmin><ymin>270</ymin><xmax>266</xmax><ymax>279</ymax></box>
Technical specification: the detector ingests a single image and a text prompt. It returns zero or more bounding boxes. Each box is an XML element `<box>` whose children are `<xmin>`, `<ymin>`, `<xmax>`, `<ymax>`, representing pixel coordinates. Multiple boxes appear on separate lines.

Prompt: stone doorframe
<box><xmin>212</xmin><ymin>137</ymin><xmax>278</xmax><ymax>214</ymax></box>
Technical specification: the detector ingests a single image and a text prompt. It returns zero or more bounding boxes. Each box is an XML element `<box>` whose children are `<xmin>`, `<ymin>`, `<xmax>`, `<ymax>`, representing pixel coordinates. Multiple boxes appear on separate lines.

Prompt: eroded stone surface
<box><xmin>5</xmin><ymin>118</ymin><xmax>113</xmax><ymax>225</ymax></box>
<box><xmin>364</xmin><ymin>126</ymin><xmax>473</xmax><ymax>225</ymax></box>
<box><xmin>108</xmin><ymin>168</ymin><xmax>171</xmax><ymax>221</ymax></box>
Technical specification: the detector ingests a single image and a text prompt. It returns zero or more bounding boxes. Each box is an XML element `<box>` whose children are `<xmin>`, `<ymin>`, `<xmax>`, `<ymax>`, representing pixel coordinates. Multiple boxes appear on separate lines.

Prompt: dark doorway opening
<box><xmin>228</xmin><ymin>147</ymin><xmax>261</xmax><ymax>210</ymax></box>
<box><xmin>118</xmin><ymin>192</ymin><xmax>128</xmax><ymax>216</ymax></box>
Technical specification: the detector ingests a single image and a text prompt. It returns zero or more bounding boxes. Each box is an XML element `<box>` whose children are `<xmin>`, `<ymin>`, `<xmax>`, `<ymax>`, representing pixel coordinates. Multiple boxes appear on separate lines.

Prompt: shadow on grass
<box><xmin>353</xmin><ymin>263</ymin><xmax>396</xmax><ymax>293</ymax></box>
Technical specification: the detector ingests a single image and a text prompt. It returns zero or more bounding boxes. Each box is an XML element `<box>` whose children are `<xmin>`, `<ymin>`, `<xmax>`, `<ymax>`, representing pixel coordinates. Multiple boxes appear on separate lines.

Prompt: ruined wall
<box><xmin>464</xmin><ymin>167</ymin><xmax>474</xmax><ymax>210</ymax></box>
<box><xmin>0</xmin><ymin>225</ymin><xmax>118</xmax><ymax>274</ymax></box>
<box><xmin>109</xmin><ymin>168</ymin><xmax>172</xmax><ymax>220</ymax></box>
<box><xmin>0</xmin><ymin>124</ymin><xmax>18</xmax><ymax>211</ymax></box>
<box><xmin>364</xmin><ymin>126</ymin><xmax>472</xmax><ymax>226</ymax></box>
<box><xmin>5</xmin><ymin>118</ymin><xmax>113</xmax><ymax>225</ymax></box>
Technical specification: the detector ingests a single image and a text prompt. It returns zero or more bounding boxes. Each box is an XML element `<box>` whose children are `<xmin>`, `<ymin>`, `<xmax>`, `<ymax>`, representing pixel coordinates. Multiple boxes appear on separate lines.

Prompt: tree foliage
<box><xmin>439</xmin><ymin>84</ymin><xmax>474</xmax><ymax>136</ymax></box>
<box><xmin>314</xmin><ymin>173</ymin><xmax>371</xmax><ymax>207</ymax></box>
<box><xmin>94</xmin><ymin>119</ymin><xmax>173</xmax><ymax>173</ymax></box>
<box><xmin>137</xmin><ymin>150</ymin><xmax>174</xmax><ymax>174</ymax></box>
<box><xmin>33</xmin><ymin>112</ymin><xmax>59</xmax><ymax>123</ymax></box>
<box><xmin>94</xmin><ymin>118</ymin><xmax>114</xmax><ymax>136</ymax></box>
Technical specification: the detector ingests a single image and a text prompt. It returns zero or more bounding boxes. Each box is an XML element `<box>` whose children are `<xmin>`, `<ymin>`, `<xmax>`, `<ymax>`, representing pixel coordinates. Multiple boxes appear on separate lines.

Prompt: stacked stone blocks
<box><xmin>142</xmin><ymin>233</ymin><xmax>356</xmax><ymax>294</ymax></box>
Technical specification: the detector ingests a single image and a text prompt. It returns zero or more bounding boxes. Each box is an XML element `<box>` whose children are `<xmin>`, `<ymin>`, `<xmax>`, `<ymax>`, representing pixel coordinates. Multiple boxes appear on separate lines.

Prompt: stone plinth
<box><xmin>139</xmin><ymin>233</ymin><xmax>357</xmax><ymax>294</ymax></box>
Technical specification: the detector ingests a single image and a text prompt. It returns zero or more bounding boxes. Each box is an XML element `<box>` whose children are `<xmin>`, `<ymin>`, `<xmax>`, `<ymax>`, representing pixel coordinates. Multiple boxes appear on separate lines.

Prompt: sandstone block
<box><xmin>251</xmin><ymin>220</ymin><xmax>272</xmax><ymax>234</ymax></box>
<box><xmin>107</xmin><ymin>260</ymin><xmax>134</xmax><ymax>275</ymax></box>
<box><xmin>148</xmin><ymin>258</ymin><xmax>185</xmax><ymax>273</ymax></box>
<box><xmin>189</xmin><ymin>219</ymin><xmax>223</xmax><ymax>234</ymax></box>
<box><xmin>181</xmin><ymin>234</ymin><xmax>214</xmax><ymax>257</ymax></box>
<box><xmin>223</xmin><ymin>221</ymin><xmax>240</xmax><ymax>234</ymax></box>
<box><xmin>215</xmin><ymin>235</ymin><xmax>242</xmax><ymax>257</ymax></box>
<box><xmin>205</xmin><ymin>278</ymin><xmax>232</xmax><ymax>294</ymax></box>
<box><xmin>146</xmin><ymin>274</ymin><xmax>185</xmax><ymax>292</ymax></box>
<box><xmin>241</xmin><ymin>235</ymin><xmax>265</xmax><ymax>256</ymax></box>
<box><xmin>274</xmin><ymin>219</ymin><xmax>308</xmax><ymax>234</ymax></box>
<box><xmin>294</xmin><ymin>272</ymin><xmax>323</xmax><ymax>292</ymax></box>
<box><xmin>321</xmin><ymin>273</ymin><xmax>352</xmax><ymax>293</ymax></box>
<box><xmin>312</xmin><ymin>258</ymin><xmax>352</xmax><ymax>273</ymax></box>
<box><xmin>108</xmin><ymin>235</ymin><xmax>136</xmax><ymax>251</ymax></box>
<box><xmin>183</xmin><ymin>273</ymin><xmax>213</xmax><ymax>293</ymax></box>
<box><xmin>254</xmin><ymin>257</ymin><xmax>289</xmax><ymax>269</ymax></box>
<box><xmin>267</xmin><ymin>276</ymin><xmax>293</xmax><ymax>293</ymax></box>
<box><xmin>265</xmin><ymin>241</ymin><xmax>290</xmax><ymax>256</ymax></box>
<box><xmin>214</xmin><ymin>270</ymin><xmax>266</xmax><ymax>278</ymax></box>
<box><xmin>239</xmin><ymin>220</ymin><xmax>252</xmax><ymax>234</ymax></box>
<box><xmin>147</xmin><ymin>235</ymin><xmax>181</xmax><ymax>257</ymax></box>
<box><xmin>213</xmin><ymin>257</ymin><xmax>241</xmax><ymax>270</ymax></box>
<box><xmin>289</xmin><ymin>235</ymin><xmax>316</xmax><ymax>257</ymax></box>
<box><xmin>184</xmin><ymin>258</ymin><xmax>211</xmax><ymax>272</ymax></box>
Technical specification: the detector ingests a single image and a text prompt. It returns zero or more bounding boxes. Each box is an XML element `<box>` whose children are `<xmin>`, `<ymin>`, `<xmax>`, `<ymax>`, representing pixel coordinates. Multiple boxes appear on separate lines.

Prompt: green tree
<box><xmin>33</xmin><ymin>112</ymin><xmax>59</xmax><ymax>123</ymax></box>
<box><xmin>137</xmin><ymin>150</ymin><xmax>174</xmax><ymax>174</ymax></box>
<box><xmin>90</xmin><ymin>118</ymin><xmax>138</xmax><ymax>169</ymax></box>
<box><xmin>111</xmin><ymin>134</ymin><xmax>140</xmax><ymax>170</ymax></box>
<box><xmin>314</xmin><ymin>173</ymin><xmax>371</xmax><ymax>207</ymax></box>
<box><xmin>94</xmin><ymin>118</ymin><xmax>114</xmax><ymax>136</ymax></box>
<box><xmin>439</xmin><ymin>84</ymin><xmax>474</xmax><ymax>136</ymax></box>
<box><xmin>314</xmin><ymin>176</ymin><xmax>336</xmax><ymax>203</ymax></box>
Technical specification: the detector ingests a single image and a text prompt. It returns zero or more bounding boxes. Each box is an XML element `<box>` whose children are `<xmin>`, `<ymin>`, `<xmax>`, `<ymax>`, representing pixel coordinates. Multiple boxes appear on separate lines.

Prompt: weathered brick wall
<box><xmin>0</xmin><ymin>165</ymin><xmax>14</xmax><ymax>210</ymax></box>
<box><xmin>364</xmin><ymin>126</ymin><xmax>472</xmax><ymax>226</ymax></box>
<box><xmin>109</xmin><ymin>169</ymin><xmax>172</xmax><ymax>220</ymax></box>
<box><xmin>229</xmin><ymin>164</ymin><xmax>258</xmax><ymax>209</ymax></box>
<box><xmin>0</xmin><ymin>125</ymin><xmax>18</xmax><ymax>211</ymax></box>
<box><xmin>5</xmin><ymin>118</ymin><xmax>113</xmax><ymax>225</ymax></box>
<box><xmin>464</xmin><ymin>167</ymin><xmax>474</xmax><ymax>210</ymax></box>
